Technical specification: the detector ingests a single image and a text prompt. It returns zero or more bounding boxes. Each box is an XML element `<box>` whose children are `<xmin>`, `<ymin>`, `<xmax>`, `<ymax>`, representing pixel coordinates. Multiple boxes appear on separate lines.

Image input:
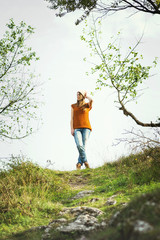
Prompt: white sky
<box><xmin>0</xmin><ymin>0</ymin><xmax>160</xmax><ymax>170</ymax></box>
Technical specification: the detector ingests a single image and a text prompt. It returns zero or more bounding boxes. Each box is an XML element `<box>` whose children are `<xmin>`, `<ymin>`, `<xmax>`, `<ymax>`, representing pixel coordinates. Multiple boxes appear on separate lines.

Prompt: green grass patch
<box><xmin>0</xmin><ymin>147</ymin><xmax>160</xmax><ymax>239</ymax></box>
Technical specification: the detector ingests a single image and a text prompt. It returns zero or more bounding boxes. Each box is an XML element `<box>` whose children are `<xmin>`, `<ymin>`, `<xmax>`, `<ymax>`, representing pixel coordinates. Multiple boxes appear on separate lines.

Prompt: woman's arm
<box><xmin>70</xmin><ymin>107</ymin><xmax>74</xmax><ymax>136</ymax></box>
<box><xmin>85</xmin><ymin>94</ymin><xmax>93</xmax><ymax>108</ymax></box>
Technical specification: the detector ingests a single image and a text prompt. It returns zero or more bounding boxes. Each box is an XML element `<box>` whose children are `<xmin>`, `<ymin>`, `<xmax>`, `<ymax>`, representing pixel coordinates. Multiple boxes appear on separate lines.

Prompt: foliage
<box><xmin>45</xmin><ymin>0</ymin><xmax>97</xmax><ymax>13</ymax></box>
<box><xmin>0</xmin><ymin>156</ymin><xmax>71</xmax><ymax>235</ymax></box>
<box><xmin>0</xmin><ymin>19</ymin><xmax>40</xmax><ymax>140</ymax></box>
<box><xmin>45</xmin><ymin>0</ymin><xmax>97</xmax><ymax>24</ymax></box>
<box><xmin>45</xmin><ymin>0</ymin><xmax>160</xmax><ymax>24</ymax></box>
<box><xmin>80</xmin><ymin>20</ymin><xmax>160</xmax><ymax>127</ymax></box>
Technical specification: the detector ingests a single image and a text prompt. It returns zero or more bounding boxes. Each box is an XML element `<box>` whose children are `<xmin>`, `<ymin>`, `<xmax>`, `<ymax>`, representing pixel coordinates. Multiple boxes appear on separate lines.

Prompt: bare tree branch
<box><xmin>118</xmin><ymin>102</ymin><xmax>160</xmax><ymax>127</ymax></box>
<box><xmin>115</xmin><ymin>127</ymin><xmax>160</xmax><ymax>151</ymax></box>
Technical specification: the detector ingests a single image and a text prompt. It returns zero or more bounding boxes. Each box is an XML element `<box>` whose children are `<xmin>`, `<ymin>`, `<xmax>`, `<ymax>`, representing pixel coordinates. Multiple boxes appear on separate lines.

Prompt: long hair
<box><xmin>77</xmin><ymin>97</ymin><xmax>85</xmax><ymax>107</ymax></box>
<box><xmin>77</xmin><ymin>98</ymin><xmax>88</xmax><ymax>111</ymax></box>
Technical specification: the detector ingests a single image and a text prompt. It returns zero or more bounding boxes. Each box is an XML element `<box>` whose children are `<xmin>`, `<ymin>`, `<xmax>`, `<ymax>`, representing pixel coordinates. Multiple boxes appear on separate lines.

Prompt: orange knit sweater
<box><xmin>71</xmin><ymin>103</ymin><xmax>92</xmax><ymax>130</ymax></box>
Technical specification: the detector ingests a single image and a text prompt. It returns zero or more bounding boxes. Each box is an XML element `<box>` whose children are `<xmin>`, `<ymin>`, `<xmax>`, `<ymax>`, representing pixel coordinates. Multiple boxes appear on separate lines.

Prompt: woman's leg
<box><xmin>81</xmin><ymin>128</ymin><xmax>91</xmax><ymax>165</ymax></box>
<box><xmin>74</xmin><ymin>129</ymin><xmax>88</xmax><ymax>166</ymax></box>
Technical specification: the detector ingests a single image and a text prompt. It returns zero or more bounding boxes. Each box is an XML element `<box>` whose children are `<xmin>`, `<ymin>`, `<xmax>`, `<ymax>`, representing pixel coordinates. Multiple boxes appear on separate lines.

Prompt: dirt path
<box><xmin>68</xmin><ymin>173</ymin><xmax>91</xmax><ymax>190</ymax></box>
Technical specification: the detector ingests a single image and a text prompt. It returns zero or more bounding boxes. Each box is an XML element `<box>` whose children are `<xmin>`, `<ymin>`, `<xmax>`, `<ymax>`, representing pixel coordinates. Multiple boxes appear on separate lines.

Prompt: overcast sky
<box><xmin>0</xmin><ymin>0</ymin><xmax>160</xmax><ymax>170</ymax></box>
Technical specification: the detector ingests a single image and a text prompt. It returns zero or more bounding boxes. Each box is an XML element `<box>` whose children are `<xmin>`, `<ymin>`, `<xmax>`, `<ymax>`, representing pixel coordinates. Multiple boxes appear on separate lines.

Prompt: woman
<box><xmin>71</xmin><ymin>90</ymin><xmax>93</xmax><ymax>169</ymax></box>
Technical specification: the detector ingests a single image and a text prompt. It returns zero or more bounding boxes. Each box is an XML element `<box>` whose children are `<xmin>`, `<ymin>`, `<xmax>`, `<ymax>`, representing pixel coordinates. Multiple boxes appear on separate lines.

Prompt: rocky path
<box><xmin>41</xmin><ymin>185</ymin><xmax>107</xmax><ymax>240</ymax></box>
<box><xmin>40</xmin><ymin>173</ymin><xmax>108</xmax><ymax>240</ymax></box>
<box><xmin>14</xmin><ymin>173</ymin><xmax>160</xmax><ymax>240</ymax></box>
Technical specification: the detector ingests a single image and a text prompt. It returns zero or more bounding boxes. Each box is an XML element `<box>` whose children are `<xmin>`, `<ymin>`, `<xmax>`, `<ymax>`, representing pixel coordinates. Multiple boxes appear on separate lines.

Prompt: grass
<box><xmin>0</xmin><ymin>157</ymin><xmax>73</xmax><ymax>238</ymax></box>
<box><xmin>89</xmin><ymin>188</ymin><xmax>160</xmax><ymax>240</ymax></box>
<box><xmin>0</xmin><ymin>147</ymin><xmax>160</xmax><ymax>239</ymax></box>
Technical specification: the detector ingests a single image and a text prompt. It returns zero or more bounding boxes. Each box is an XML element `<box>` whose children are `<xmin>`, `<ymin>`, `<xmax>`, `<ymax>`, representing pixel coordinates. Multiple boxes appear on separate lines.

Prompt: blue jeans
<box><xmin>74</xmin><ymin>128</ymin><xmax>91</xmax><ymax>166</ymax></box>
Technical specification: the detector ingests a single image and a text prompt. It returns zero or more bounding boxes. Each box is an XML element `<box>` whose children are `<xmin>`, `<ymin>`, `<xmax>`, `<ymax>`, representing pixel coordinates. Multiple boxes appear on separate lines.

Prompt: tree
<box><xmin>0</xmin><ymin>19</ymin><xmax>40</xmax><ymax>140</ymax></box>
<box><xmin>81</xmin><ymin>21</ymin><xmax>160</xmax><ymax>127</ymax></box>
<box><xmin>115</xmin><ymin>127</ymin><xmax>160</xmax><ymax>151</ymax></box>
<box><xmin>45</xmin><ymin>0</ymin><xmax>160</xmax><ymax>24</ymax></box>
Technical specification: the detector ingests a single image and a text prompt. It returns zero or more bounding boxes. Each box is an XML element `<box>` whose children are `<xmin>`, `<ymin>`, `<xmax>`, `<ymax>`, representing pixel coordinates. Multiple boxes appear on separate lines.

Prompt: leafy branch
<box><xmin>81</xmin><ymin>20</ymin><xmax>160</xmax><ymax>127</ymax></box>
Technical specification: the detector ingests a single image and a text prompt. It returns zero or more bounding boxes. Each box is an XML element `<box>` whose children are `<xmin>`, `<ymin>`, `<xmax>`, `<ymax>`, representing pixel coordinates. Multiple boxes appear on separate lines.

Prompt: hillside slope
<box><xmin>0</xmin><ymin>147</ymin><xmax>160</xmax><ymax>240</ymax></box>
